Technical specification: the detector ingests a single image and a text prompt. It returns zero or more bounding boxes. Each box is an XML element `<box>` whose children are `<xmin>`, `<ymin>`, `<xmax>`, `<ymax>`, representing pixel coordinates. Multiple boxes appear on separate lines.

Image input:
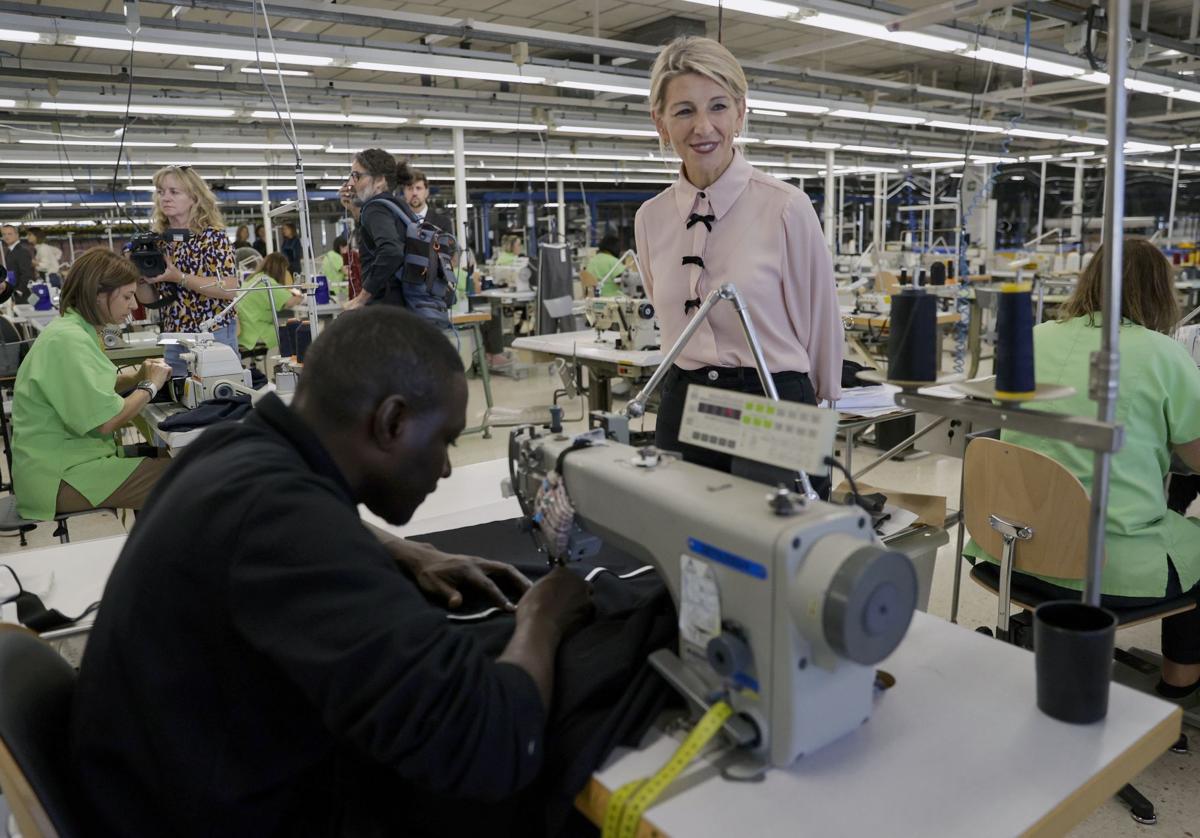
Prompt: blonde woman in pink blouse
<box><xmin>635</xmin><ymin>36</ymin><xmax>843</xmax><ymax>485</ymax></box>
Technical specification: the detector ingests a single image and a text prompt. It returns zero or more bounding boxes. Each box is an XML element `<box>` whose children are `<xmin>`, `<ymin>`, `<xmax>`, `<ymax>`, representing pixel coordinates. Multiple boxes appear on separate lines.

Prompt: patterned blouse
<box><xmin>161</xmin><ymin>227</ymin><xmax>236</xmax><ymax>332</ymax></box>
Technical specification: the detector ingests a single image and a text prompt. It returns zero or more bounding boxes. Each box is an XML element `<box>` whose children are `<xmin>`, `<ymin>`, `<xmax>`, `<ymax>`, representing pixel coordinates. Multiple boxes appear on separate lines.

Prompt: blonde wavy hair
<box><xmin>649</xmin><ymin>36</ymin><xmax>748</xmax><ymax>133</ymax></box>
<box><xmin>151</xmin><ymin>165</ymin><xmax>225</xmax><ymax>234</ymax></box>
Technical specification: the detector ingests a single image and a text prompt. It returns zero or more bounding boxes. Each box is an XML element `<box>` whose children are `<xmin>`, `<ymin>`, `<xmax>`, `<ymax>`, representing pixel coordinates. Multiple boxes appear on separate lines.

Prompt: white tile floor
<box><xmin>2</xmin><ymin>360</ymin><xmax>1196</xmax><ymax>836</ymax></box>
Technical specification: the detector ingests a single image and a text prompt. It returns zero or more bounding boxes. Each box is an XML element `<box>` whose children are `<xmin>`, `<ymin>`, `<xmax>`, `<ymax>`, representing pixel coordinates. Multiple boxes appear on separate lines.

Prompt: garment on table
<box><xmin>965</xmin><ymin>317</ymin><xmax>1200</xmax><ymax>598</ymax></box>
<box><xmin>320</xmin><ymin>250</ymin><xmax>345</xmax><ymax>286</ymax></box>
<box><xmin>237</xmin><ymin>273</ymin><xmax>294</xmax><ymax>350</ymax></box>
<box><xmin>281</xmin><ymin>236</ymin><xmax>302</xmax><ymax>275</ymax></box>
<box><xmin>12</xmin><ymin>310</ymin><xmax>141</xmax><ymax>520</ymax></box>
<box><xmin>634</xmin><ymin>148</ymin><xmax>843</xmax><ymax>402</ymax></box>
<box><xmin>157</xmin><ymin>394</ymin><xmax>252</xmax><ymax>431</ymax></box>
<box><xmin>33</xmin><ymin>242</ymin><xmax>62</xmax><ymax>276</ymax></box>
<box><xmin>161</xmin><ymin>227</ymin><xmax>236</xmax><ymax>333</ymax></box>
<box><xmin>71</xmin><ymin>393</ymin><xmax>547</xmax><ymax>838</ymax></box>
<box><xmin>391</xmin><ymin>520</ymin><xmax>678</xmax><ymax>838</ymax></box>
<box><xmin>497</xmin><ymin>251</ymin><xmax>517</xmax><ymax>267</ymax></box>
<box><xmin>585</xmin><ymin>252</ymin><xmax>623</xmax><ymax>297</ymax></box>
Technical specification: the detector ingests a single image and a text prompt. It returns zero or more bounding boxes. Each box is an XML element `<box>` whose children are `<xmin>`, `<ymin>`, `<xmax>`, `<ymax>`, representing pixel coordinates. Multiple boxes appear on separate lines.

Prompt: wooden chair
<box><xmin>962</xmin><ymin>437</ymin><xmax>1196</xmax><ymax>825</ymax></box>
<box><xmin>0</xmin><ymin>626</ymin><xmax>86</xmax><ymax>838</ymax></box>
<box><xmin>579</xmin><ymin>268</ymin><xmax>599</xmax><ymax>294</ymax></box>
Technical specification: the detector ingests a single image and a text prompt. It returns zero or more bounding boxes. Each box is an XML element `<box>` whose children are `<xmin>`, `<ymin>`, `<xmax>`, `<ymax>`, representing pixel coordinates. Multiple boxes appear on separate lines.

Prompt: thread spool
<box><xmin>899</xmin><ymin>268</ymin><xmax>909</xmax><ymax>286</ymax></box>
<box><xmin>995</xmin><ymin>283</ymin><xmax>1036</xmax><ymax>400</ymax></box>
<box><xmin>947</xmin><ymin>260</ymin><xmax>955</xmax><ymax>280</ymax></box>
<box><xmin>917</xmin><ymin>269</ymin><xmax>927</xmax><ymax>287</ymax></box>
<box><xmin>887</xmin><ymin>287</ymin><xmax>938</xmax><ymax>382</ymax></box>
<box><xmin>929</xmin><ymin>261</ymin><xmax>947</xmax><ymax>286</ymax></box>
<box><xmin>313</xmin><ymin>274</ymin><xmax>330</xmax><ymax>305</ymax></box>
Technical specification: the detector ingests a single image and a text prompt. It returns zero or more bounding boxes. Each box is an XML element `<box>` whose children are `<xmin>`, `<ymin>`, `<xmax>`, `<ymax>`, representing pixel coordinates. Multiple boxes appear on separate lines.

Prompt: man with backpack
<box><xmin>342</xmin><ymin>148</ymin><xmax>455</xmax><ymax>328</ymax></box>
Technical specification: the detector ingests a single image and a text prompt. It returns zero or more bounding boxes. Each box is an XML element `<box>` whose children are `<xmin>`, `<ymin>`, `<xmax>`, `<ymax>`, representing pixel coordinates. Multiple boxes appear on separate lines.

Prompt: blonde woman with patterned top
<box><xmin>136</xmin><ymin>165</ymin><xmax>239</xmax><ymax>377</ymax></box>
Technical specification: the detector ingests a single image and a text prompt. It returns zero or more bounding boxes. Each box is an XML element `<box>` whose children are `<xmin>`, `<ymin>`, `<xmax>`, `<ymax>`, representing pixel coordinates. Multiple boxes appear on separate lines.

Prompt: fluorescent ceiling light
<box><xmin>556</xmin><ymin>81</ymin><xmax>648</xmax><ymax>96</ymax></box>
<box><xmin>751</xmin><ymin>109</ymin><xmax>788</xmax><ymax>117</ymax></box>
<box><xmin>962</xmin><ymin>47</ymin><xmax>1084</xmax><ymax>78</ymax></box>
<box><xmin>828</xmin><ymin>109</ymin><xmax>925</xmax><ymax>125</ymax></box>
<box><xmin>1168</xmin><ymin>89</ymin><xmax>1200</xmax><ymax>103</ymax></box>
<box><xmin>351</xmin><ymin>61</ymin><xmax>542</xmax><ymax>85</ymax></box>
<box><xmin>745</xmin><ymin>97</ymin><xmax>828</xmax><ymax>114</ymax></box>
<box><xmin>799</xmin><ymin>12</ymin><xmax>966</xmax><ymax>52</ymax></box>
<box><xmin>494</xmin><ymin>202</ymin><xmax>521</xmax><ymax>208</ymax></box>
<box><xmin>240</xmin><ymin>67</ymin><xmax>310</xmax><ymax>77</ymax></box>
<box><xmin>1059</xmin><ymin>151</ymin><xmax>1094</xmax><ymax>158</ymax></box>
<box><xmin>912</xmin><ymin>151</ymin><xmax>966</xmax><ymax>159</ymax></box>
<box><xmin>763</xmin><ymin>138</ymin><xmax>841</xmax><ymax>150</ymax></box>
<box><xmin>949</xmin><ymin>173</ymin><xmax>963</xmax><ymax>178</ymax></box>
<box><xmin>191</xmin><ymin>63</ymin><xmax>226</xmax><ymax>71</ymax></box>
<box><xmin>0</xmin><ymin>28</ymin><xmax>42</xmax><ymax>43</ymax></box>
<box><xmin>680</xmin><ymin>0</ymin><xmax>800</xmax><ymax>19</ymax></box>
<box><xmin>970</xmin><ymin>155</ymin><xmax>1018</xmax><ymax>164</ymax></box>
<box><xmin>926</xmin><ymin>120</ymin><xmax>1004</xmax><ymax>134</ymax></box>
<box><xmin>0</xmin><ymin>98</ymin><xmax>15</xmax><ymax>108</ymax></box>
<box><xmin>1125</xmin><ymin>140</ymin><xmax>1173</xmax><ymax>153</ymax></box>
<box><xmin>1009</xmin><ymin>175</ymin><xmax>1025</xmax><ymax>181</ymax></box>
<box><xmin>67</xmin><ymin>35</ymin><xmax>332</xmax><ymax>66</ymax></box>
<box><xmin>1027</xmin><ymin>154</ymin><xmax>1054</xmax><ymax>161</ymax></box>
<box><xmin>192</xmin><ymin>142</ymin><xmax>324</xmax><ymax>150</ymax></box>
<box><xmin>1007</xmin><ymin>127</ymin><xmax>1069</xmax><ymax>140</ymax></box>
<box><xmin>250</xmin><ymin>110</ymin><xmax>408</xmax><ymax>125</ymax></box>
<box><xmin>1078</xmin><ymin>72</ymin><xmax>1110</xmax><ymax>85</ymax></box>
<box><xmin>423</xmin><ymin>118</ymin><xmax>547</xmax><ymax>132</ymax></box>
<box><xmin>18</xmin><ymin>138</ymin><xmax>177</xmax><ymax>147</ymax></box>
<box><xmin>41</xmin><ymin>102</ymin><xmax>236</xmax><ymax>117</ymax></box>
<box><xmin>1124</xmin><ymin>78</ymin><xmax>1176</xmax><ymax>95</ymax></box>
<box><xmin>843</xmin><ymin>145</ymin><xmax>907</xmax><ymax>155</ymax></box>
<box><xmin>554</xmin><ymin>125</ymin><xmax>657</xmax><ymax>138</ymax></box>
<box><xmin>554</xmin><ymin>152</ymin><xmax>655</xmax><ymax>162</ymax></box>
<box><xmin>1067</xmin><ymin>135</ymin><xmax>1108</xmax><ymax>146</ymax></box>
<box><xmin>915</xmin><ymin>161</ymin><xmax>966</xmax><ymax>170</ymax></box>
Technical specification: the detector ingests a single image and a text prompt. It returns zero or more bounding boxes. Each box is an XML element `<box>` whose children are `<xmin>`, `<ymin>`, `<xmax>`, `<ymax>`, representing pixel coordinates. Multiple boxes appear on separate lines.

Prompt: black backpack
<box><xmin>363</xmin><ymin>195</ymin><xmax>457</xmax><ymax>324</ymax></box>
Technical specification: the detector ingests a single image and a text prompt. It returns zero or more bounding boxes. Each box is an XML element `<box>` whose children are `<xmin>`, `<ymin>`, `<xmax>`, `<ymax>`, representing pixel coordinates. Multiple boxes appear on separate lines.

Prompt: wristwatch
<box><xmin>135</xmin><ymin>380</ymin><xmax>158</xmax><ymax>400</ymax></box>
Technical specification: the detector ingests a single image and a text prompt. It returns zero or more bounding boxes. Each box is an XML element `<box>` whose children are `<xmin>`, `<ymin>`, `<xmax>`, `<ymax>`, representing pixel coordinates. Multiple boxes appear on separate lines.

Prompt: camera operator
<box><xmin>135</xmin><ymin>166</ymin><xmax>238</xmax><ymax>377</ymax></box>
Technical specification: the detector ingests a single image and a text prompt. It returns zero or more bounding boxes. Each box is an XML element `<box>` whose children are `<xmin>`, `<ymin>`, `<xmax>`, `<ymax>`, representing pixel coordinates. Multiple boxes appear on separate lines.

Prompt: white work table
<box><xmin>513</xmin><ymin>329</ymin><xmax>662</xmax><ymax>412</ymax></box>
<box><xmin>359</xmin><ymin>457</ymin><xmax>520</xmax><ymax>539</ymax></box>
<box><xmin>472</xmin><ymin>288</ymin><xmax>536</xmax><ymax>302</ymax></box>
<box><xmin>578</xmin><ymin>610</ymin><xmax>1181</xmax><ymax>838</ymax></box>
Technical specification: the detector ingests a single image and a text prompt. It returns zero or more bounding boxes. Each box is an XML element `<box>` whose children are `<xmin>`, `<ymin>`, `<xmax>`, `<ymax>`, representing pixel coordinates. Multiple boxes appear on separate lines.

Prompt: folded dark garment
<box><xmin>158</xmin><ymin>395</ymin><xmax>253</xmax><ymax>432</ymax></box>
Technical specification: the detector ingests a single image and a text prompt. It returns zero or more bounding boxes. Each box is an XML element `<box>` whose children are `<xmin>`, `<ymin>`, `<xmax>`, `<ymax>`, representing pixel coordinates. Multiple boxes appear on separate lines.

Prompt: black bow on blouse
<box><xmin>686</xmin><ymin>212</ymin><xmax>715</xmax><ymax>232</ymax></box>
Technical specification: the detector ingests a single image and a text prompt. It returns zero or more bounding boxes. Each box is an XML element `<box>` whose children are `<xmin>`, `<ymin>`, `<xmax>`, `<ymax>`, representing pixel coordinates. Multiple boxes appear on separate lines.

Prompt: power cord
<box><xmin>823</xmin><ymin>454</ymin><xmax>864</xmax><ymax>508</ymax></box>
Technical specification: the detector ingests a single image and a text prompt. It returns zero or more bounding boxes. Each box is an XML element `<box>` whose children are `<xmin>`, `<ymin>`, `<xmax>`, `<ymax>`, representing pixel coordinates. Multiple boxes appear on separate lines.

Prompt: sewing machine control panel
<box><xmin>681</xmin><ymin>385</ymin><xmax>835</xmax><ymax>473</ymax></box>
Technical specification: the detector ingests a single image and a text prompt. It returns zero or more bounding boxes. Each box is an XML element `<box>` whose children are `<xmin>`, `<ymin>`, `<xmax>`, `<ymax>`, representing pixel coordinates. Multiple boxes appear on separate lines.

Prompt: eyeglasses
<box><xmin>347</xmin><ymin>170</ymin><xmax>367</xmax><ymax>182</ymax></box>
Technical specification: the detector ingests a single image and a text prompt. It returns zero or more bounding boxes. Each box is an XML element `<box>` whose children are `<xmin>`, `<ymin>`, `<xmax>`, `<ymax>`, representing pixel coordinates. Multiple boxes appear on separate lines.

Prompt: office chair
<box><xmin>0</xmin><ymin>627</ymin><xmax>87</xmax><ymax>838</ymax></box>
<box><xmin>962</xmin><ymin>437</ymin><xmax>1196</xmax><ymax>825</ymax></box>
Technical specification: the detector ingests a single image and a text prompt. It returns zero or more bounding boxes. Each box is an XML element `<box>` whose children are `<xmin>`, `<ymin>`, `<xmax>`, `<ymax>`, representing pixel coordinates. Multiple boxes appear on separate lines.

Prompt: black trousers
<box><xmin>655</xmin><ymin>365</ymin><xmax>830</xmax><ymax>498</ymax></box>
<box><xmin>1009</xmin><ymin>559</ymin><xmax>1200</xmax><ymax>664</ymax></box>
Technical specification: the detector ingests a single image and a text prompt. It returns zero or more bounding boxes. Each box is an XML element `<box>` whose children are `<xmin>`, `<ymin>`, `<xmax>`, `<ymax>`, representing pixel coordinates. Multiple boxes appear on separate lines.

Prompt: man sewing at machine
<box><xmin>71</xmin><ymin>307</ymin><xmax>593</xmax><ymax>838</ymax></box>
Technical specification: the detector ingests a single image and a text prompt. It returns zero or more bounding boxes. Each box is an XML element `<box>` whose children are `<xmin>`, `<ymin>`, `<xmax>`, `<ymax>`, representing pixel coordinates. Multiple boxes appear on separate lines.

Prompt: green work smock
<box><xmin>12</xmin><ymin>310</ymin><xmax>140</xmax><ymax>521</ymax></box>
<box><xmin>321</xmin><ymin>250</ymin><xmax>345</xmax><ymax>286</ymax></box>
<box><xmin>237</xmin><ymin>274</ymin><xmax>294</xmax><ymax>351</ymax></box>
<box><xmin>964</xmin><ymin>316</ymin><xmax>1200</xmax><ymax>598</ymax></box>
<box><xmin>496</xmin><ymin>251</ymin><xmax>517</xmax><ymax>266</ymax></box>
<box><xmin>586</xmin><ymin>252</ymin><xmax>623</xmax><ymax>296</ymax></box>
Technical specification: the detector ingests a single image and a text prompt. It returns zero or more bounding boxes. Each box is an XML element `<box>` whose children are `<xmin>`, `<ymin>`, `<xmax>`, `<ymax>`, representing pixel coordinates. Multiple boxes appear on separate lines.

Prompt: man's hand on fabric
<box><xmin>383</xmin><ymin>538</ymin><xmax>533</xmax><ymax>610</ymax></box>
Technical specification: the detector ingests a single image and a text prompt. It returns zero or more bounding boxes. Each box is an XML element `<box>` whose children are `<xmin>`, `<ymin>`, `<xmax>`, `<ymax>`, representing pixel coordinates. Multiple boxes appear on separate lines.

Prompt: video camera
<box><xmin>126</xmin><ymin>229</ymin><xmax>192</xmax><ymax>278</ymax></box>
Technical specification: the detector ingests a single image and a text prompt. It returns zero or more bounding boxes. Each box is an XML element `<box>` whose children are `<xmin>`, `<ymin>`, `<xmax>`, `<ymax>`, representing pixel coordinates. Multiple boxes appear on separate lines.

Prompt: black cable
<box><xmin>1084</xmin><ymin>5</ymin><xmax>1106</xmax><ymax>73</ymax></box>
<box><xmin>108</xmin><ymin>35</ymin><xmax>146</xmax><ymax>231</ymax></box>
<box><xmin>823</xmin><ymin>455</ymin><xmax>864</xmax><ymax>508</ymax></box>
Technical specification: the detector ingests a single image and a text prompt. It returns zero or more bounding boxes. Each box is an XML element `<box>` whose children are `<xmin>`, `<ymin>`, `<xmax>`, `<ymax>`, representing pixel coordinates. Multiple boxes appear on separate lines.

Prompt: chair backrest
<box><xmin>579</xmin><ymin>268</ymin><xmax>599</xmax><ymax>292</ymax></box>
<box><xmin>963</xmin><ymin>437</ymin><xmax>1099</xmax><ymax>579</ymax></box>
<box><xmin>0</xmin><ymin>626</ymin><xmax>85</xmax><ymax>838</ymax></box>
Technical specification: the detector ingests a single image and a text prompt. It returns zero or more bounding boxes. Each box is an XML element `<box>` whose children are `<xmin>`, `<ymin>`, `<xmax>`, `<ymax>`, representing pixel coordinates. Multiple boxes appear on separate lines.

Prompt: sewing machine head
<box><xmin>585</xmin><ymin>296</ymin><xmax>660</xmax><ymax>351</ymax></box>
<box><xmin>506</xmin><ymin>387</ymin><xmax>916</xmax><ymax>768</ymax></box>
<box><xmin>157</xmin><ymin>333</ymin><xmax>253</xmax><ymax>408</ymax></box>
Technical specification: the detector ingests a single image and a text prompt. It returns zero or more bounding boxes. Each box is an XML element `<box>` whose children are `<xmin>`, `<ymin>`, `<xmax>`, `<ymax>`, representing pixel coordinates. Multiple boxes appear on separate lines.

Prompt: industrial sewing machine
<box><xmin>158</xmin><ymin>333</ymin><xmax>253</xmax><ymax>408</ymax></box>
<box><xmin>486</xmin><ymin>258</ymin><xmax>533</xmax><ymax>291</ymax></box>
<box><xmin>585</xmin><ymin>296</ymin><xmax>660</xmax><ymax>351</ymax></box>
<box><xmin>506</xmin><ymin>384</ymin><xmax>917</xmax><ymax>769</ymax></box>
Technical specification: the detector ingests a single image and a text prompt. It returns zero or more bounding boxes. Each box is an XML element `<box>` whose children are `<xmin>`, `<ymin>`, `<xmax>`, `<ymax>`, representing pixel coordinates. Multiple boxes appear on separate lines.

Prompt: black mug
<box><xmin>1034</xmin><ymin>601</ymin><xmax>1118</xmax><ymax>724</ymax></box>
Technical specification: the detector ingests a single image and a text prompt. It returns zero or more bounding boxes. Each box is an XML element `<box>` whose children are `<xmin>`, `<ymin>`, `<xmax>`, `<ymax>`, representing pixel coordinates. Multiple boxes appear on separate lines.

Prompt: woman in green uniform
<box><xmin>321</xmin><ymin>235</ymin><xmax>348</xmax><ymax>297</ymax></box>
<box><xmin>584</xmin><ymin>234</ymin><xmax>625</xmax><ymax>297</ymax></box>
<box><xmin>966</xmin><ymin>239</ymin><xmax>1200</xmax><ymax>698</ymax></box>
<box><xmin>237</xmin><ymin>252</ymin><xmax>302</xmax><ymax>353</ymax></box>
<box><xmin>12</xmin><ymin>248</ymin><xmax>173</xmax><ymax>520</ymax></box>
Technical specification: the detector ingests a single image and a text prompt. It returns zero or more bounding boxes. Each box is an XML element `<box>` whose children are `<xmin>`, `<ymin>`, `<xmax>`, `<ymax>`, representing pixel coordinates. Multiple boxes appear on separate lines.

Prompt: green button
<box><xmin>742</xmin><ymin>416</ymin><xmax>752</xmax><ymax>425</ymax></box>
<box><xmin>744</xmin><ymin>401</ymin><xmax>754</xmax><ymax>410</ymax></box>
<box><xmin>753</xmin><ymin>417</ymin><xmax>763</xmax><ymax>427</ymax></box>
<box><xmin>766</xmin><ymin>405</ymin><xmax>776</xmax><ymax>415</ymax></box>
<box><xmin>754</xmin><ymin>404</ymin><xmax>765</xmax><ymax>413</ymax></box>
<box><xmin>765</xmin><ymin>420</ymin><xmax>773</xmax><ymax>429</ymax></box>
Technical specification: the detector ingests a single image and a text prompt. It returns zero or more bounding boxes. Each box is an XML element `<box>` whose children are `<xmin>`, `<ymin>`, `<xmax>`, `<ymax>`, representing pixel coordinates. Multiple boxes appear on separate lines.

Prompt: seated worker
<box><xmin>12</xmin><ymin>248</ymin><xmax>173</xmax><ymax>520</ymax></box>
<box><xmin>965</xmin><ymin>238</ymin><xmax>1200</xmax><ymax>699</ymax></box>
<box><xmin>321</xmin><ymin>234</ymin><xmax>348</xmax><ymax>295</ymax></box>
<box><xmin>585</xmin><ymin>234</ymin><xmax>625</xmax><ymax>297</ymax></box>
<box><xmin>496</xmin><ymin>234</ymin><xmax>521</xmax><ymax>266</ymax></box>
<box><xmin>237</xmin><ymin>251</ymin><xmax>302</xmax><ymax>353</ymax></box>
<box><xmin>71</xmin><ymin>306</ymin><xmax>593</xmax><ymax>837</ymax></box>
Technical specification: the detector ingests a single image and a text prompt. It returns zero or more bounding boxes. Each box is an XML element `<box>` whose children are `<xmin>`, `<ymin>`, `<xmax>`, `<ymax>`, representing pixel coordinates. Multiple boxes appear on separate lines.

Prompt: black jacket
<box><xmin>1</xmin><ymin>242</ymin><xmax>33</xmax><ymax>303</ymax></box>
<box><xmin>71</xmin><ymin>394</ymin><xmax>546</xmax><ymax>838</ymax></box>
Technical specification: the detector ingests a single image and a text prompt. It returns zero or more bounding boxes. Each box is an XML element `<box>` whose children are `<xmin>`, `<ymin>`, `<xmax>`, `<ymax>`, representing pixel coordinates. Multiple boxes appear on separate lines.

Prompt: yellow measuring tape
<box><xmin>601</xmin><ymin>699</ymin><xmax>734</xmax><ymax>838</ymax></box>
